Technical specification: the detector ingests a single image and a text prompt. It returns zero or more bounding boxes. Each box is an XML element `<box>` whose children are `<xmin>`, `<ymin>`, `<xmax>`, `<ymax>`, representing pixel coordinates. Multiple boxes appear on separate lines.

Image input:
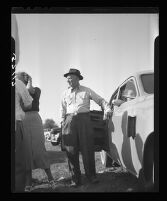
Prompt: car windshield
<box><xmin>140</xmin><ymin>73</ymin><xmax>154</xmax><ymax>94</ymax></box>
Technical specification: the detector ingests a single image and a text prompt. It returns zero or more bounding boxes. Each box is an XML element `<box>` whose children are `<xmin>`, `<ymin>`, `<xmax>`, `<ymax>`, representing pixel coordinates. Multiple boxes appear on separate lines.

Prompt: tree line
<box><xmin>43</xmin><ymin>118</ymin><xmax>59</xmax><ymax>130</ymax></box>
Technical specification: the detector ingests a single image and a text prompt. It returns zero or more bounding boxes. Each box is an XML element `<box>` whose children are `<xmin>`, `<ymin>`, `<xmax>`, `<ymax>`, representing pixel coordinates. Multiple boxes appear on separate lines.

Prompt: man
<box><xmin>15</xmin><ymin>72</ymin><xmax>33</xmax><ymax>192</ymax></box>
<box><xmin>61</xmin><ymin>68</ymin><xmax>112</xmax><ymax>187</ymax></box>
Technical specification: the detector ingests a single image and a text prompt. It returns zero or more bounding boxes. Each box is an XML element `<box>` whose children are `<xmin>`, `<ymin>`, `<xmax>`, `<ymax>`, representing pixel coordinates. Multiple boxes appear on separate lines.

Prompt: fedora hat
<box><xmin>64</xmin><ymin>68</ymin><xmax>83</xmax><ymax>80</ymax></box>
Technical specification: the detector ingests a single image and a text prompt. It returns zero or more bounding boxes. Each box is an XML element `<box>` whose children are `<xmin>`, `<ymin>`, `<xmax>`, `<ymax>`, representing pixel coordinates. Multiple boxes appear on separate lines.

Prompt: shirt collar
<box><xmin>68</xmin><ymin>84</ymin><xmax>80</xmax><ymax>92</ymax></box>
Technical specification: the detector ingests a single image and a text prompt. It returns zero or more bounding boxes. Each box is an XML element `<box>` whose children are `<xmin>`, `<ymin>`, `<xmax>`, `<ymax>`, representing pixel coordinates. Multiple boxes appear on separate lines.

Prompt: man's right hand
<box><xmin>61</xmin><ymin>120</ymin><xmax>65</xmax><ymax>127</ymax></box>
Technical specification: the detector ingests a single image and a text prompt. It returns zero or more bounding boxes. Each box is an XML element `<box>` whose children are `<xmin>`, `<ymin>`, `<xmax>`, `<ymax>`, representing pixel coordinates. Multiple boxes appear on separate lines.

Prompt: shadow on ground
<box><xmin>47</xmin><ymin>151</ymin><xmax>67</xmax><ymax>164</ymax></box>
<box><xmin>31</xmin><ymin>142</ymin><xmax>142</xmax><ymax>192</ymax></box>
<box><xmin>31</xmin><ymin>168</ymin><xmax>140</xmax><ymax>193</ymax></box>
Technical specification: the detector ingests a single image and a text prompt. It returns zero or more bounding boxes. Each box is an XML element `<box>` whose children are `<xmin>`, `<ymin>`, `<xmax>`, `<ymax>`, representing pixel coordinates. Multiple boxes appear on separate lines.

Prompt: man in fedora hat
<box><xmin>61</xmin><ymin>68</ymin><xmax>112</xmax><ymax>187</ymax></box>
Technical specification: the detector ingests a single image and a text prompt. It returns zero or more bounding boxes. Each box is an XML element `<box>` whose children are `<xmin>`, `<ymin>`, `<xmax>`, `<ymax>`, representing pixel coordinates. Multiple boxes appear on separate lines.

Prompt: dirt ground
<box><xmin>30</xmin><ymin>142</ymin><xmax>142</xmax><ymax>193</ymax></box>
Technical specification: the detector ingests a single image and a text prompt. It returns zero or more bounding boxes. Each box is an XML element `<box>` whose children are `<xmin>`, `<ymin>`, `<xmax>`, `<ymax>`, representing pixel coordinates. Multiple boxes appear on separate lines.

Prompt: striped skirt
<box><xmin>22</xmin><ymin>111</ymin><xmax>50</xmax><ymax>170</ymax></box>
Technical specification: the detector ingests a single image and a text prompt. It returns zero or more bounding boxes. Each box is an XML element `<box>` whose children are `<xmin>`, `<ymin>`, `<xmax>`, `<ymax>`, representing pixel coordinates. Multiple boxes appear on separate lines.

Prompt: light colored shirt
<box><xmin>61</xmin><ymin>85</ymin><xmax>111</xmax><ymax>121</ymax></box>
<box><xmin>15</xmin><ymin>79</ymin><xmax>33</xmax><ymax>121</ymax></box>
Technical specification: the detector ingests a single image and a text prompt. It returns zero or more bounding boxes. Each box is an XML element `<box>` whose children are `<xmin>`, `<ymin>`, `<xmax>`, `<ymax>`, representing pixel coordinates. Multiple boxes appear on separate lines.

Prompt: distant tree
<box><xmin>43</xmin><ymin>118</ymin><xmax>59</xmax><ymax>130</ymax></box>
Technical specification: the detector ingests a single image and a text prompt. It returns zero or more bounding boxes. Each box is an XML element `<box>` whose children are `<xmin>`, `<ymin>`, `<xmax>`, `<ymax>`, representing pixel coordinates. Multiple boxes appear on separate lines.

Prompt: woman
<box><xmin>22</xmin><ymin>73</ymin><xmax>56</xmax><ymax>191</ymax></box>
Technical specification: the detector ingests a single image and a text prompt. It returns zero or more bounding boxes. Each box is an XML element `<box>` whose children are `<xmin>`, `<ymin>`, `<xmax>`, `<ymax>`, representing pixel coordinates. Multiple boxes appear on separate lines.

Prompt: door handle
<box><xmin>127</xmin><ymin>116</ymin><xmax>136</xmax><ymax>139</ymax></box>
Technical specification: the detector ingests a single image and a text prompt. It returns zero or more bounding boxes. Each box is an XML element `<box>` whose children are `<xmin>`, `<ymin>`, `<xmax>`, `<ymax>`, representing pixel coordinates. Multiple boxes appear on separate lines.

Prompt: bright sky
<box><xmin>15</xmin><ymin>13</ymin><xmax>159</xmax><ymax>126</ymax></box>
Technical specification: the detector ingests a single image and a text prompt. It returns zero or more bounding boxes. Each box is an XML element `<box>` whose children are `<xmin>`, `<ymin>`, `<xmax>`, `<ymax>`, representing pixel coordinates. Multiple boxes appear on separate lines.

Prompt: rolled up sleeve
<box><xmin>89</xmin><ymin>88</ymin><xmax>111</xmax><ymax>112</ymax></box>
<box><xmin>60</xmin><ymin>93</ymin><xmax>67</xmax><ymax>123</ymax></box>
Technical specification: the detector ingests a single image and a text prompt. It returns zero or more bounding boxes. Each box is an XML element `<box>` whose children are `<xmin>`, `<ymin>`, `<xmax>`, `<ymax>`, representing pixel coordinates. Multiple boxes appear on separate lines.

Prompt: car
<box><xmin>91</xmin><ymin>69</ymin><xmax>154</xmax><ymax>191</ymax></box>
<box><xmin>58</xmin><ymin>69</ymin><xmax>154</xmax><ymax>191</ymax></box>
<box><xmin>50</xmin><ymin>127</ymin><xmax>61</xmax><ymax>146</ymax></box>
<box><xmin>44</xmin><ymin>131</ymin><xmax>51</xmax><ymax>141</ymax></box>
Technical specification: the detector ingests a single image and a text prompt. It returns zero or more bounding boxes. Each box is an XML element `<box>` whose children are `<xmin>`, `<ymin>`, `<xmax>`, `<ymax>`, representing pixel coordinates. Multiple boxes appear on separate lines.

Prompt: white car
<box><xmin>92</xmin><ymin>70</ymin><xmax>154</xmax><ymax>191</ymax></box>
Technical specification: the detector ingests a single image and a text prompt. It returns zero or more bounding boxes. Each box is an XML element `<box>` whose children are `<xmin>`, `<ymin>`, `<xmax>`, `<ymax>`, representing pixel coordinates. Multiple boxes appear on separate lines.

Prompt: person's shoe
<box><xmin>69</xmin><ymin>180</ymin><xmax>78</xmax><ymax>187</ymax></box>
<box><xmin>88</xmin><ymin>176</ymin><xmax>99</xmax><ymax>184</ymax></box>
<box><xmin>24</xmin><ymin>185</ymin><xmax>33</xmax><ymax>192</ymax></box>
<box><xmin>69</xmin><ymin>179</ymin><xmax>82</xmax><ymax>187</ymax></box>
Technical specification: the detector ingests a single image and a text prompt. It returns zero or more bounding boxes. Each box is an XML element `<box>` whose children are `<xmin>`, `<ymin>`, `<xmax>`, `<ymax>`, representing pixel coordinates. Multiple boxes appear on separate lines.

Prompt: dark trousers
<box><xmin>62</xmin><ymin>113</ymin><xmax>96</xmax><ymax>182</ymax></box>
<box><xmin>15</xmin><ymin>121</ymin><xmax>26</xmax><ymax>192</ymax></box>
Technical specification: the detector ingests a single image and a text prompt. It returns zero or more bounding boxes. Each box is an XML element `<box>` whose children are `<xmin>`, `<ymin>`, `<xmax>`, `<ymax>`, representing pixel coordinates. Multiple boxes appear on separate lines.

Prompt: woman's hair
<box><xmin>15</xmin><ymin>71</ymin><xmax>31</xmax><ymax>86</ymax></box>
<box><xmin>16</xmin><ymin>71</ymin><xmax>28</xmax><ymax>77</ymax></box>
<box><xmin>15</xmin><ymin>71</ymin><xmax>30</xmax><ymax>80</ymax></box>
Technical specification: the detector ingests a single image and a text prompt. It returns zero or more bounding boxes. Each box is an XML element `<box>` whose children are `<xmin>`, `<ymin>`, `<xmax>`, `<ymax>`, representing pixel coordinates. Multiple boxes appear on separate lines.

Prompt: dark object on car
<box><xmin>50</xmin><ymin>127</ymin><xmax>61</xmax><ymax>146</ymax></box>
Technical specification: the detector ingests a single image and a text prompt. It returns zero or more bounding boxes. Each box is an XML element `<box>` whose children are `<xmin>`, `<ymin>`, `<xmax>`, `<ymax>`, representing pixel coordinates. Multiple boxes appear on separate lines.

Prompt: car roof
<box><xmin>133</xmin><ymin>69</ymin><xmax>154</xmax><ymax>77</ymax></box>
<box><xmin>111</xmin><ymin>70</ymin><xmax>154</xmax><ymax>95</ymax></box>
<box><xmin>120</xmin><ymin>70</ymin><xmax>154</xmax><ymax>85</ymax></box>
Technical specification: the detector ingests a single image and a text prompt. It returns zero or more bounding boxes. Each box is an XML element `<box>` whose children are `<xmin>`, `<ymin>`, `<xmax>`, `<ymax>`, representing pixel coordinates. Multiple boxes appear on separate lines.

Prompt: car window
<box><xmin>118</xmin><ymin>79</ymin><xmax>137</xmax><ymax>102</ymax></box>
<box><xmin>140</xmin><ymin>73</ymin><xmax>154</xmax><ymax>94</ymax></box>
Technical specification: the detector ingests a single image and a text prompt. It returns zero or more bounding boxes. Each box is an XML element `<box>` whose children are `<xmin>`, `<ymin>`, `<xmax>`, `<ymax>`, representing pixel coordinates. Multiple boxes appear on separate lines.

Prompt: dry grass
<box><xmin>32</xmin><ymin>141</ymin><xmax>105</xmax><ymax>182</ymax></box>
<box><xmin>31</xmin><ymin>141</ymin><xmax>140</xmax><ymax>192</ymax></box>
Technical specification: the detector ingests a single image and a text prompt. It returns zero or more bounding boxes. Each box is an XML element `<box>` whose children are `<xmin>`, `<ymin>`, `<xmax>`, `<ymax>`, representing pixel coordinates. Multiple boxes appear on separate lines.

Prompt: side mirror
<box><xmin>122</xmin><ymin>95</ymin><xmax>135</xmax><ymax>100</ymax></box>
<box><xmin>112</xmin><ymin>99</ymin><xmax>124</xmax><ymax>106</ymax></box>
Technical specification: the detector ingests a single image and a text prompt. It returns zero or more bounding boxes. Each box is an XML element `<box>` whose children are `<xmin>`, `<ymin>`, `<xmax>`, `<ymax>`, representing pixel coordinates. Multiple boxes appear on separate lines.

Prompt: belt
<box><xmin>66</xmin><ymin>112</ymin><xmax>89</xmax><ymax>116</ymax></box>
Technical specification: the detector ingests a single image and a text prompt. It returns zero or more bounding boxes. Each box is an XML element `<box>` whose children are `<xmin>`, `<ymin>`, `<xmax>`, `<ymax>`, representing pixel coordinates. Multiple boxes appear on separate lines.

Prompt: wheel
<box><xmin>51</xmin><ymin>141</ymin><xmax>59</xmax><ymax>146</ymax></box>
<box><xmin>139</xmin><ymin>133</ymin><xmax>154</xmax><ymax>192</ymax></box>
<box><xmin>143</xmin><ymin>141</ymin><xmax>154</xmax><ymax>191</ymax></box>
<box><xmin>100</xmin><ymin>150</ymin><xmax>114</xmax><ymax>167</ymax></box>
<box><xmin>50</xmin><ymin>135</ymin><xmax>61</xmax><ymax>146</ymax></box>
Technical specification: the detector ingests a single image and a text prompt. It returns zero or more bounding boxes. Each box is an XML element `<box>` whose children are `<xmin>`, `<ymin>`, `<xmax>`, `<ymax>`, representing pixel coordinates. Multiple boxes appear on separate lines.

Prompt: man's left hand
<box><xmin>103</xmin><ymin>109</ymin><xmax>112</xmax><ymax>120</ymax></box>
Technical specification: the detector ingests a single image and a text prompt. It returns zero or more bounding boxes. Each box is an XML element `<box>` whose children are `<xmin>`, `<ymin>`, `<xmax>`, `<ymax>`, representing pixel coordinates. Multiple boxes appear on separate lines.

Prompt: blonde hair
<box><xmin>15</xmin><ymin>71</ymin><xmax>30</xmax><ymax>79</ymax></box>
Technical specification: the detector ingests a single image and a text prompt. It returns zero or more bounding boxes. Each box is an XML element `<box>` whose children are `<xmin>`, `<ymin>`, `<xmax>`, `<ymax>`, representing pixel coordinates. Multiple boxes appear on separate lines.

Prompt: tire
<box><xmin>50</xmin><ymin>135</ymin><xmax>61</xmax><ymax>146</ymax></box>
<box><xmin>139</xmin><ymin>133</ymin><xmax>154</xmax><ymax>192</ymax></box>
<box><xmin>51</xmin><ymin>141</ymin><xmax>59</xmax><ymax>146</ymax></box>
<box><xmin>143</xmin><ymin>143</ymin><xmax>154</xmax><ymax>191</ymax></box>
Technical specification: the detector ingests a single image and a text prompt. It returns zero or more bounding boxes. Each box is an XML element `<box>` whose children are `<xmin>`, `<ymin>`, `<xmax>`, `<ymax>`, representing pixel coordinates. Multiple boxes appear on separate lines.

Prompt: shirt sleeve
<box><xmin>60</xmin><ymin>92</ymin><xmax>67</xmax><ymax>122</ymax></box>
<box><xmin>89</xmin><ymin>88</ymin><xmax>111</xmax><ymax>111</ymax></box>
<box><xmin>17</xmin><ymin>80</ymin><xmax>33</xmax><ymax>107</ymax></box>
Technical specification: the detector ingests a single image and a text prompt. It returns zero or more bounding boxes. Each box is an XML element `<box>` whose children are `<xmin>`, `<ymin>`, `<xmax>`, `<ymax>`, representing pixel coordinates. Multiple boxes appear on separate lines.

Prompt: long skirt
<box><xmin>22</xmin><ymin>111</ymin><xmax>50</xmax><ymax>171</ymax></box>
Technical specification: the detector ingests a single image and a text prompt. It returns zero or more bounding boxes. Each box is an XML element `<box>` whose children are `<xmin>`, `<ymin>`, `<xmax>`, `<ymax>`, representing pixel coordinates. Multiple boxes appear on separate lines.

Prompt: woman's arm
<box><xmin>34</xmin><ymin>87</ymin><xmax>41</xmax><ymax>99</ymax></box>
<box><xmin>27</xmin><ymin>76</ymin><xmax>35</xmax><ymax>94</ymax></box>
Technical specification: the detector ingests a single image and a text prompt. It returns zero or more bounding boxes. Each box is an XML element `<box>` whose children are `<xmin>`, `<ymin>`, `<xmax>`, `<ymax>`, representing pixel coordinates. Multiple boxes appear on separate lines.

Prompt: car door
<box><xmin>111</xmin><ymin>78</ymin><xmax>139</xmax><ymax>174</ymax></box>
<box><xmin>90</xmin><ymin>110</ymin><xmax>108</xmax><ymax>152</ymax></box>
